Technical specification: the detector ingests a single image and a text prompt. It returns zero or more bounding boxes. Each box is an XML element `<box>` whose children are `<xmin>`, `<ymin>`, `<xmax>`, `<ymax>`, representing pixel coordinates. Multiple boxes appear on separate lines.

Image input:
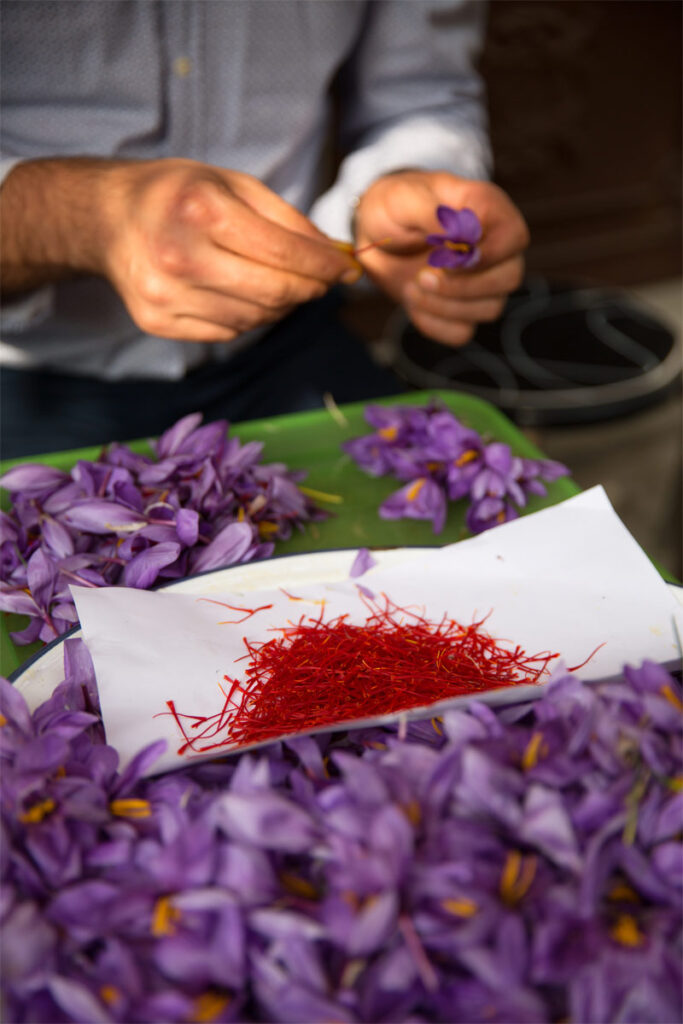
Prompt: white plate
<box><xmin>12</xmin><ymin>548</ymin><xmax>424</xmax><ymax>712</ymax></box>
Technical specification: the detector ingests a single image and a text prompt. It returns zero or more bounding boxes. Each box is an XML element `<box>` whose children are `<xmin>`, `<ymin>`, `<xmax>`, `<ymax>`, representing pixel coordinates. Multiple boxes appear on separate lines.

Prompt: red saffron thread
<box><xmin>163</xmin><ymin>595</ymin><xmax>561</xmax><ymax>755</ymax></box>
<box><xmin>197</xmin><ymin>598</ymin><xmax>273</xmax><ymax>625</ymax></box>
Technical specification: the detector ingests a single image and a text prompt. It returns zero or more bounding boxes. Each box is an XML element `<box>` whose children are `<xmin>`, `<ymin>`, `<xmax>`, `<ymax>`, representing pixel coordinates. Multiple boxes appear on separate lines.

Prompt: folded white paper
<box><xmin>72</xmin><ymin>487</ymin><xmax>682</xmax><ymax>775</ymax></box>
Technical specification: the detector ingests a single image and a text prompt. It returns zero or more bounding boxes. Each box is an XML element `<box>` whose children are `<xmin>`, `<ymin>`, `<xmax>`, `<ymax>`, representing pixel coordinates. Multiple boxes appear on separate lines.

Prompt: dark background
<box><xmin>483</xmin><ymin>0</ymin><xmax>681</xmax><ymax>286</ymax></box>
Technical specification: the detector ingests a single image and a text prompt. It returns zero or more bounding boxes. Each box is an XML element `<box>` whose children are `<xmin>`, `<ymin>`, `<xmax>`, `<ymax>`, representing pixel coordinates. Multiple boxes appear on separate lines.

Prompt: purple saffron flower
<box><xmin>426</xmin><ymin>205</ymin><xmax>483</xmax><ymax>269</ymax></box>
<box><xmin>380</xmin><ymin>476</ymin><xmax>447</xmax><ymax>534</ymax></box>
<box><xmin>344</xmin><ymin>402</ymin><xmax>570</xmax><ymax>538</ymax></box>
<box><xmin>1</xmin><ymin>642</ymin><xmax>681</xmax><ymax>1024</ymax></box>
<box><xmin>1</xmin><ymin>413</ymin><xmax>329</xmax><ymax>645</ymax></box>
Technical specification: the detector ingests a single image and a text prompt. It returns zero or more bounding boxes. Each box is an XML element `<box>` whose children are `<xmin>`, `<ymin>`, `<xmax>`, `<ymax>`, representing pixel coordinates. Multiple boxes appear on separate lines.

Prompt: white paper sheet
<box><xmin>72</xmin><ymin>487</ymin><xmax>682</xmax><ymax>775</ymax></box>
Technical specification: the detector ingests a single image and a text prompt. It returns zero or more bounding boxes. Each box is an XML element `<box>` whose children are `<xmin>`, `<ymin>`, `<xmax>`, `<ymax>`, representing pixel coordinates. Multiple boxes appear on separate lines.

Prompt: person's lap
<box><xmin>0</xmin><ymin>293</ymin><xmax>403</xmax><ymax>459</ymax></box>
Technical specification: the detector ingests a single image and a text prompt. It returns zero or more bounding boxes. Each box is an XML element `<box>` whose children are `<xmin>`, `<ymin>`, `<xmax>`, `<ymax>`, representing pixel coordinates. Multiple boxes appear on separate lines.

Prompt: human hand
<box><xmin>101</xmin><ymin>159</ymin><xmax>361</xmax><ymax>342</ymax></box>
<box><xmin>353</xmin><ymin>171</ymin><xmax>529</xmax><ymax>346</ymax></box>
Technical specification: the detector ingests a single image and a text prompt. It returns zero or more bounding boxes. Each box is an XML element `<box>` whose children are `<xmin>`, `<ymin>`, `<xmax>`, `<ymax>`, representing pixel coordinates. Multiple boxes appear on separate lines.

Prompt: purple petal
<box><xmin>190</xmin><ymin>521</ymin><xmax>256</xmax><ymax>574</ymax></box>
<box><xmin>10</xmin><ymin>616</ymin><xmax>44</xmax><ymax>645</ymax></box>
<box><xmin>175</xmin><ymin>507</ymin><xmax>199</xmax><ymax>546</ymax></box>
<box><xmin>0</xmin><ymin>676</ymin><xmax>33</xmax><ymax>734</ymax></box>
<box><xmin>0</xmin><ymin>586</ymin><xmax>40</xmax><ymax>616</ymax></box>
<box><xmin>0</xmin><ymin>902</ymin><xmax>57</xmax><ymax>982</ymax></box>
<box><xmin>347</xmin><ymin>891</ymin><xmax>399</xmax><ymax>956</ymax></box>
<box><xmin>155</xmin><ymin>412</ymin><xmax>203</xmax><ymax>457</ymax></box>
<box><xmin>216</xmin><ymin>791</ymin><xmax>317</xmax><ymax>852</ymax></box>
<box><xmin>350</xmin><ymin>547</ymin><xmax>377</xmax><ymax>579</ymax></box>
<box><xmin>0</xmin><ymin>464</ymin><xmax>67</xmax><ymax>495</ymax></box>
<box><xmin>47</xmin><ymin>975</ymin><xmax>113</xmax><ymax>1024</ymax></box>
<box><xmin>427</xmin><ymin>247</ymin><xmax>468</xmax><ymax>269</ymax></box>
<box><xmin>122</xmin><ymin>541</ymin><xmax>181</xmax><ymax>589</ymax></box>
<box><xmin>62</xmin><ymin>500</ymin><xmax>145</xmax><ymax>535</ymax></box>
<box><xmin>26</xmin><ymin>547</ymin><xmax>56</xmax><ymax>608</ymax></box>
<box><xmin>453</xmin><ymin>206</ymin><xmax>483</xmax><ymax>244</ymax></box>
<box><xmin>652</xmin><ymin>842</ymin><xmax>683</xmax><ymax>887</ymax></box>
<box><xmin>435</xmin><ymin>204</ymin><xmax>465</xmax><ymax>235</ymax></box>
<box><xmin>40</xmin><ymin>516</ymin><xmax>74</xmax><ymax>559</ymax></box>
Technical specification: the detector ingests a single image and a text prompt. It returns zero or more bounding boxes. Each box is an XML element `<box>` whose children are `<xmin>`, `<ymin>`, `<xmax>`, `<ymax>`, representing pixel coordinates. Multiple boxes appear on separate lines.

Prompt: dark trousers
<box><xmin>0</xmin><ymin>293</ymin><xmax>402</xmax><ymax>459</ymax></box>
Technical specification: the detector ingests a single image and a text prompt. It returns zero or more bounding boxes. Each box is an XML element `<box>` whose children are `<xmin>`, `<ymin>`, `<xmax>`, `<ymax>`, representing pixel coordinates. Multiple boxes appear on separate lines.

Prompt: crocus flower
<box><xmin>345</xmin><ymin>403</ymin><xmax>570</xmax><ymax>535</ymax></box>
<box><xmin>426</xmin><ymin>205</ymin><xmax>483</xmax><ymax>269</ymax></box>
<box><xmin>0</xmin><ymin>414</ymin><xmax>327</xmax><ymax>645</ymax></box>
<box><xmin>380</xmin><ymin>476</ymin><xmax>447</xmax><ymax>534</ymax></box>
<box><xmin>1</xmin><ymin>634</ymin><xmax>681</xmax><ymax>1024</ymax></box>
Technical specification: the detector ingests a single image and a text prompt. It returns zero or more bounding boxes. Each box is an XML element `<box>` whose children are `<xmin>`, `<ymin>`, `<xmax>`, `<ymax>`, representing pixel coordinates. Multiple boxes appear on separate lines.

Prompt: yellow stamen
<box><xmin>0</xmin><ymin>713</ymin><xmax>7</xmax><ymax>727</ymax></box>
<box><xmin>608</xmin><ymin>882</ymin><xmax>639</xmax><ymax>902</ymax></box>
<box><xmin>237</xmin><ymin>506</ymin><xmax>245</xmax><ymax>522</ymax></box>
<box><xmin>257</xmin><ymin>520</ymin><xmax>279</xmax><ymax>537</ymax></box>
<box><xmin>99</xmin><ymin>985</ymin><xmax>120</xmax><ymax>1007</ymax></box>
<box><xmin>20</xmin><ymin>797</ymin><xmax>55</xmax><ymax>824</ymax></box>
<box><xmin>340</xmin><ymin>958</ymin><xmax>366</xmax><ymax>989</ymax></box>
<box><xmin>297</xmin><ymin>485</ymin><xmax>343</xmax><ymax>505</ymax></box>
<box><xmin>442</xmin><ymin>897</ymin><xmax>478</xmax><ymax>918</ymax></box>
<box><xmin>279</xmin><ymin>873</ymin><xmax>318</xmax><ymax>900</ymax></box>
<box><xmin>367</xmin><ymin>741</ymin><xmax>387</xmax><ymax>750</ymax></box>
<box><xmin>322</xmin><ymin>390</ymin><xmax>349</xmax><ymax>427</ymax></box>
<box><xmin>610</xmin><ymin>914</ymin><xmax>644</xmax><ymax>947</ymax></box>
<box><xmin>500</xmin><ymin>850</ymin><xmax>537</xmax><ymax>906</ymax></box>
<box><xmin>660</xmin><ymin>683</ymin><xmax>683</xmax><ymax>712</ymax></box>
<box><xmin>455</xmin><ymin>449</ymin><xmax>478</xmax><ymax>467</ymax></box>
<box><xmin>110</xmin><ymin>798</ymin><xmax>152</xmax><ymax>819</ymax></box>
<box><xmin>406</xmin><ymin>478</ymin><xmax>426</xmax><ymax>502</ymax></box>
<box><xmin>431</xmin><ymin>717</ymin><xmax>443</xmax><ymax>736</ymax></box>
<box><xmin>151</xmin><ymin>895</ymin><xmax>181</xmax><ymax>937</ymax></box>
<box><xmin>402</xmin><ymin>799</ymin><xmax>422</xmax><ymax>827</ymax></box>
<box><xmin>444</xmin><ymin>241</ymin><xmax>471</xmax><ymax>252</ymax></box>
<box><xmin>191</xmin><ymin>991</ymin><xmax>232</xmax><ymax>1022</ymax></box>
<box><xmin>378</xmin><ymin>425</ymin><xmax>398</xmax><ymax>441</ymax></box>
<box><xmin>668</xmin><ymin>775</ymin><xmax>683</xmax><ymax>792</ymax></box>
<box><xmin>522</xmin><ymin>731</ymin><xmax>546</xmax><ymax>771</ymax></box>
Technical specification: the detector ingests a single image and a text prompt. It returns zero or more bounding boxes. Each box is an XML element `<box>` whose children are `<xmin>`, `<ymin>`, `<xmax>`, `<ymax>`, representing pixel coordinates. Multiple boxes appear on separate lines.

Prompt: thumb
<box><xmin>356</xmin><ymin>173</ymin><xmax>441</xmax><ymax>251</ymax></box>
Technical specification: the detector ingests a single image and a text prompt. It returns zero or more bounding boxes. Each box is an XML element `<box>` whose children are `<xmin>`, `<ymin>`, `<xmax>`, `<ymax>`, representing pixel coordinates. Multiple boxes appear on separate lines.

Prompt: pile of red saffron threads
<box><xmin>166</xmin><ymin>596</ymin><xmax>560</xmax><ymax>755</ymax></box>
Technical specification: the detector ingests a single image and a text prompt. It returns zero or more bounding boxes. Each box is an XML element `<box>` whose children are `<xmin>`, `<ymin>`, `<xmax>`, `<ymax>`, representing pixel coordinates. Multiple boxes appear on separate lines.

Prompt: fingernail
<box><xmin>418</xmin><ymin>269</ymin><xmax>441</xmax><ymax>292</ymax></box>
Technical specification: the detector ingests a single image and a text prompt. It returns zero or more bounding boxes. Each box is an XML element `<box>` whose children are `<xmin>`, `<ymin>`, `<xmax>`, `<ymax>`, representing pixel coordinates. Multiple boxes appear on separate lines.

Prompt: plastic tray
<box><xmin>0</xmin><ymin>390</ymin><xmax>579</xmax><ymax>677</ymax></box>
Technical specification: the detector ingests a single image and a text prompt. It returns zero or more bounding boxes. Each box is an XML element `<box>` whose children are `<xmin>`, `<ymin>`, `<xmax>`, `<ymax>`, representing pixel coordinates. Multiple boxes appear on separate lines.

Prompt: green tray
<box><xmin>1</xmin><ymin>390</ymin><xmax>579</xmax><ymax>677</ymax></box>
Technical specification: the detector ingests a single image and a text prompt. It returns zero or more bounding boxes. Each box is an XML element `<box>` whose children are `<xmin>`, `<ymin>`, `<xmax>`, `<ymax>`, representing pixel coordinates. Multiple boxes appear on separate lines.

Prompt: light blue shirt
<box><xmin>1</xmin><ymin>0</ymin><xmax>490</xmax><ymax>380</ymax></box>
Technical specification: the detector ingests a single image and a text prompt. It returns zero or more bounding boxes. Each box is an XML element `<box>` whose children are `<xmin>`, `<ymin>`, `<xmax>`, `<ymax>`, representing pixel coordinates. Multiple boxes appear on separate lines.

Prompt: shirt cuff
<box><xmin>0</xmin><ymin>156</ymin><xmax>56</xmax><ymax>335</ymax></box>
<box><xmin>309</xmin><ymin>118</ymin><xmax>492</xmax><ymax>242</ymax></box>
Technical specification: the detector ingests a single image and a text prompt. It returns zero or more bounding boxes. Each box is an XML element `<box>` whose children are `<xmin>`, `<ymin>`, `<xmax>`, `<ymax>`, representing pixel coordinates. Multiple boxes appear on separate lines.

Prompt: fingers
<box><xmin>415</xmin><ymin>254</ymin><xmax>525</xmax><ymax>302</ymax></box>
<box><xmin>404</xmin><ymin>283</ymin><xmax>507</xmax><ymax>325</ymax></box>
<box><xmin>168</xmin><ymin>171</ymin><xmax>359</xmax><ymax>285</ymax></box>
<box><xmin>406</xmin><ymin>308</ymin><xmax>475</xmax><ymax>348</ymax></box>
<box><xmin>154</xmin><ymin>239</ymin><xmax>333</xmax><ymax>311</ymax></box>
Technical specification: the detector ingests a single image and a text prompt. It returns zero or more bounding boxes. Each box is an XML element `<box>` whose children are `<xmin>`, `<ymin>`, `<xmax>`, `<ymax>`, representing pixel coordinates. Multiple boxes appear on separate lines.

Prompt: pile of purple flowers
<box><xmin>0</xmin><ymin>413</ymin><xmax>326</xmax><ymax>645</ymax></box>
<box><xmin>2</xmin><ymin>640</ymin><xmax>681</xmax><ymax>1023</ymax></box>
<box><xmin>343</xmin><ymin>404</ymin><xmax>570</xmax><ymax>534</ymax></box>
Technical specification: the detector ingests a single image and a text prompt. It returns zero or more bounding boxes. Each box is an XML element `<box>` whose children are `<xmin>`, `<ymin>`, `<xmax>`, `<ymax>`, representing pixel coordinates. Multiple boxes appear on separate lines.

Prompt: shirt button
<box><xmin>173</xmin><ymin>56</ymin><xmax>192</xmax><ymax>78</ymax></box>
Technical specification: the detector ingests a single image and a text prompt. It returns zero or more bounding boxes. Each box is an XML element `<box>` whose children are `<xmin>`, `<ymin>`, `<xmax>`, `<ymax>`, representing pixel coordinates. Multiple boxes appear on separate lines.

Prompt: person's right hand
<box><xmin>101</xmin><ymin>159</ymin><xmax>360</xmax><ymax>342</ymax></box>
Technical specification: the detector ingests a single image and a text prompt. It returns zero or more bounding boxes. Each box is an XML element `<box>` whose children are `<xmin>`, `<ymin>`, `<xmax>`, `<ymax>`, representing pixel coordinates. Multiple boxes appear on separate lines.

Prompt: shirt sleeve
<box><xmin>309</xmin><ymin>0</ymin><xmax>492</xmax><ymax>241</ymax></box>
<box><xmin>0</xmin><ymin>157</ymin><xmax>56</xmax><ymax>337</ymax></box>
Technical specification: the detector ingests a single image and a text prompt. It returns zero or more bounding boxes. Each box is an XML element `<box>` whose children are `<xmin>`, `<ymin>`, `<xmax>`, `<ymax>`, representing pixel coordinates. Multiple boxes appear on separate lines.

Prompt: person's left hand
<box><xmin>353</xmin><ymin>170</ymin><xmax>529</xmax><ymax>346</ymax></box>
